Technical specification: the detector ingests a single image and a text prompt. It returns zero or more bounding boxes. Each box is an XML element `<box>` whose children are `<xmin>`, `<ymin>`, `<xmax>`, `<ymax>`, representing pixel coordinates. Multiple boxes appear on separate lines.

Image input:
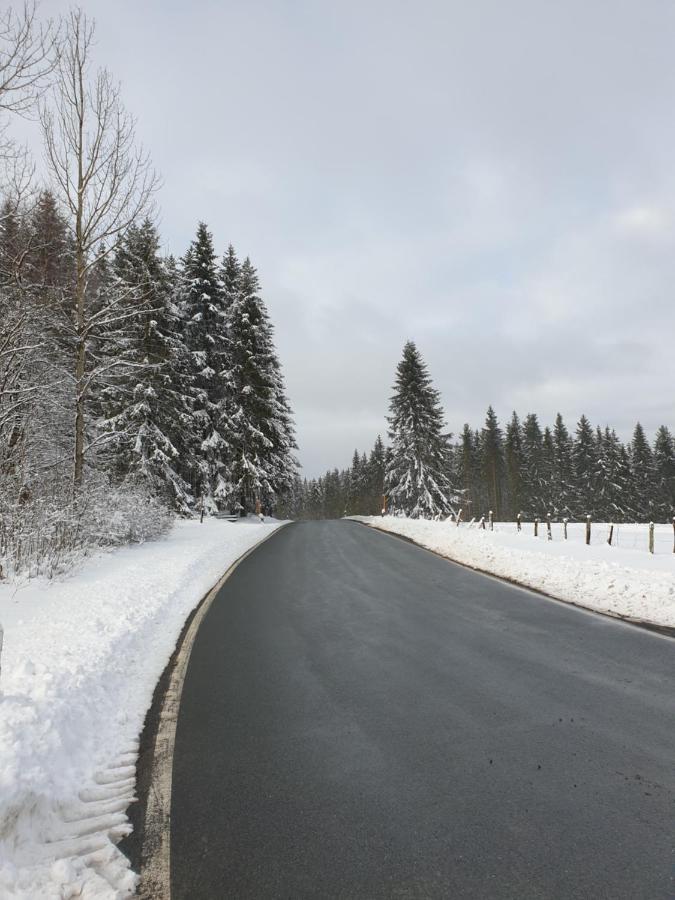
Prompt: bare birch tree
<box><xmin>39</xmin><ymin>8</ymin><xmax>158</xmax><ymax>488</ymax></box>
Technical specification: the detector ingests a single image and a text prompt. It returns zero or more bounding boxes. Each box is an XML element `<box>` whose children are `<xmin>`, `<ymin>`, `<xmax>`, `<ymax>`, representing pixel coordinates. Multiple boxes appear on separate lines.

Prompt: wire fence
<box><xmin>455</xmin><ymin>513</ymin><xmax>675</xmax><ymax>556</ymax></box>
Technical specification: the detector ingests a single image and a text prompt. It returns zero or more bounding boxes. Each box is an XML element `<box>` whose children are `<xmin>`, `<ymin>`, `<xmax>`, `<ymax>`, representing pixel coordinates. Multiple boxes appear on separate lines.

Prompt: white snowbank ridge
<box><xmin>350</xmin><ymin>516</ymin><xmax>675</xmax><ymax>629</ymax></box>
<box><xmin>0</xmin><ymin>518</ymin><xmax>283</xmax><ymax>898</ymax></box>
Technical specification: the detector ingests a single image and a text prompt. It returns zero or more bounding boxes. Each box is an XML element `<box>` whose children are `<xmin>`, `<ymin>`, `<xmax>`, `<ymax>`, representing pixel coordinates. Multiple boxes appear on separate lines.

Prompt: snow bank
<box><xmin>350</xmin><ymin>516</ymin><xmax>675</xmax><ymax>629</ymax></box>
<box><xmin>0</xmin><ymin>518</ymin><xmax>284</xmax><ymax>898</ymax></box>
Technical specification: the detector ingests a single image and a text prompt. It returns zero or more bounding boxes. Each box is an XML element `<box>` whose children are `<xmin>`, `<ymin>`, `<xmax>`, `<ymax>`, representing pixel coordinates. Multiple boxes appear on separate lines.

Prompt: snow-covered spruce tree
<box><xmin>520</xmin><ymin>413</ymin><xmax>545</xmax><ymax>516</ymax></box>
<box><xmin>572</xmin><ymin>414</ymin><xmax>596</xmax><ymax>516</ymax></box>
<box><xmin>226</xmin><ymin>257</ymin><xmax>298</xmax><ymax>513</ymax></box>
<box><xmin>652</xmin><ymin>426</ymin><xmax>675</xmax><ymax>521</ymax></box>
<box><xmin>96</xmin><ymin>219</ymin><xmax>194</xmax><ymax>513</ymax></box>
<box><xmin>592</xmin><ymin>426</ymin><xmax>629</xmax><ymax>521</ymax></box>
<box><xmin>551</xmin><ymin>412</ymin><xmax>573</xmax><ymax>517</ymax></box>
<box><xmin>480</xmin><ymin>406</ymin><xmax>505</xmax><ymax>519</ymax></box>
<box><xmin>455</xmin><ymin>423</ymin><xmax>481</xmax><ymax>519</ymax></box>
<box><xmin>179</xmin><ymin>222</ymin><xmax>231</xmax><ymax>509</ymax></box>
<box><xmin>385</xmin><ymin>341</ymin><xmax>455</xmax><ymax>518</ymax></box>
<box><xmin>367</xmin><ymin>435</ymin><xmax>386</xmax><ymax>514</ymax></box>
<box><xmin>628</xmin><ymin>422</ymin><xmax>655</xmax><ymax>521</ymax></box>
<box><xmin>504</xmin><ymin>412</ymin><xmax>523</xmax><ymax>519</ymax></box>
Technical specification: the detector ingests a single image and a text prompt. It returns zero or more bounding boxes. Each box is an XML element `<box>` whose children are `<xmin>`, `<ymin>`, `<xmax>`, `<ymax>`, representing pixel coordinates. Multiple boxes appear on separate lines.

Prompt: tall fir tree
<box><xmin>179</xmin><ymin>222</ymin><xmax>230</xmax><ymax>508</ymax></box>
<box><xmin>572</xmin><ymin>415</ymin><xmax>596</xmax><ymax>515</ymax></box>
<box><xmin>368</xmin><ymin>434</ymin><xmax>387</xmax><ymax>514</ymax></box>
<box><xmin>226</xmin><ymin>257</ymin><xmax>297</xmax><ymax>512</ymax></box>
<box><xmin>504</xmin><ymin>412</ymin><xmax>524</xmax><ymax>518</ymax></box>
<box><xmin>629</xmin><ymin>422</ymin><xmax>655</xmax><ymax>520</ymax></box>
<box><xmin>385</xmin><ymin>341</ymin><xmax>455</xmax><ymax>518</ymax></box>
<box><xmin>652</xmin><ymin>426</ymin><xmax>675</xmax><ymax>521</ymax></box>
<box><xmin>551</xmin><ymin>413</ymin><xmax>573</xmax><ymax>516</ymax></box>
<box><xmin>98</xmin><ymin>219</ymin><xmax>194</xmax><ymax>512</ymax></box>
<box><xmin>480</xmin><ymin>406</ymin><xmax>505</xmax><ymax>519</ymax></box>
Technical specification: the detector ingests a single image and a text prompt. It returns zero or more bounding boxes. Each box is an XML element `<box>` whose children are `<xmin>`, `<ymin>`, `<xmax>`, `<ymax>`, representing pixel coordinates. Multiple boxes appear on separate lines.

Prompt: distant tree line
<box><xmin>285</xmin><ymin>343</ymin><xmax>675</xmax><ymax>523</ymax></box>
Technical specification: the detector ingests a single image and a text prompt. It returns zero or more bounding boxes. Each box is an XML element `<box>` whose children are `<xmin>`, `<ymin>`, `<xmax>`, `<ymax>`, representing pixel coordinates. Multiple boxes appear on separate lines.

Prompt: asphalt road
<box><xmin>170</xmin><ymin>520</ymin><xmax>674</xmax><ymax>899</ymax></box>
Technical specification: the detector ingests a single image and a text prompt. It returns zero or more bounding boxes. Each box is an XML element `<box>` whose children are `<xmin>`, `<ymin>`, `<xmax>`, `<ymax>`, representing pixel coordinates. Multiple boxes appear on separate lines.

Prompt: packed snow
<box><xmin>350</xmin><ymin>516</ymin><xmax>675</xmax><ymax>628</ymax></box>
<box><xmin>0</xmin><ymin>517</ymin><xmax>284</xmax><ymax>899</ymax></box>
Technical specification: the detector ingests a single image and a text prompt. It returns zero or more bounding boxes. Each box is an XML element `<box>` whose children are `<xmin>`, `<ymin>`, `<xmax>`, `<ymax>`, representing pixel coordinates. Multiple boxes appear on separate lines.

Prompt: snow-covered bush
<box><xmin>0</xmin><ymin>474</ymin><xmax>172</xmax><ymax>580</ymax></box>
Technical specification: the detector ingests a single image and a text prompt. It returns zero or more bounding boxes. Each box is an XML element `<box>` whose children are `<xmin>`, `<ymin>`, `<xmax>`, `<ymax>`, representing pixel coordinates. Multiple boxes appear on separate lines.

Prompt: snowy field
<box><xmin>0</xmin><ymin>518</ymin><xmax>284</xmax><ymax>899</ymax></box>
<box><xmin>350</xmin><ymin>517</ymin><xmax>675</xmax><ymax>629</ymax></box>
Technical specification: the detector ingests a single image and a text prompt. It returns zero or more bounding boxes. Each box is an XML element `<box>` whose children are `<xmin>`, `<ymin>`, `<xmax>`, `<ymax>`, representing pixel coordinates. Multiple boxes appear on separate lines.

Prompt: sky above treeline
<box><xmin>26</xmin><ymin>1</ymin><xmax>675</xmax><ymax>475</ymax></box>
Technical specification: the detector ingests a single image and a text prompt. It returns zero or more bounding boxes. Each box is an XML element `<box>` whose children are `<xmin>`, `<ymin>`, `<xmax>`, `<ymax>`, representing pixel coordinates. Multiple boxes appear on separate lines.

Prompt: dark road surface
<box><xmin>170</xmin><ymin>521</ymin><xmax>674</xmax><ymax>899</ymax></box>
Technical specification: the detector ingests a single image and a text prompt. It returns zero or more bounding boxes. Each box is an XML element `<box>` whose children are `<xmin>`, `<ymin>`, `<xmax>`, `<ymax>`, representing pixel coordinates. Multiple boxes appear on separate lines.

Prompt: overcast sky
<box><xmin>32</xmin><ymin>0</ymin><xmax>675</xmax><ymax>475</ymax></box>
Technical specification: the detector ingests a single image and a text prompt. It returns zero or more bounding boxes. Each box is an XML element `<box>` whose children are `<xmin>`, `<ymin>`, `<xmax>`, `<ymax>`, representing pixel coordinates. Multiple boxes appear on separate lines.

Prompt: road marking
<box><xmin>137</xmin><ymin>524</ymin><xmax>289</xmax><ymax>899</ymax></box>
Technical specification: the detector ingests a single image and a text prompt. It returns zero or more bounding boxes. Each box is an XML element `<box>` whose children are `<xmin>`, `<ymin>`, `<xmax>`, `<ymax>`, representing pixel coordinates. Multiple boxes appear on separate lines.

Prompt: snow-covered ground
<box><xmin>350</xmin><ymin>516</ymin><xmax>675</xmax><ymax>629</ymax></box>
<box><xmin>0</xmin><ymin>518</ymin><xmax>284</xmax><ymax>899</ymax></box>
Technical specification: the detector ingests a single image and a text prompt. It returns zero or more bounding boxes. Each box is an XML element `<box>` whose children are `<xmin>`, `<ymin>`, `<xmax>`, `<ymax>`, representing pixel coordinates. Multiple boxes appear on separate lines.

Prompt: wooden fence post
<box><xmin>563</xmin><ymin>518</ymin><xmax>568</xmax><ymax>540</ymax></box>
<box><xmin>456</xmin><ymin>509</ymin><xmax>463</xmax><ymax>527</ymax></box>
<box><xmin>546</xmin><ymin>513</ymin><xmax>552</xmax><ymax>541</ymax></box>
<box><xmin>649</xmin><ymin>522</ymin><xmax>655</xmax><ymax>554</ymax></box>
<box><xmin>489</xmin><ymin>510</ymin><xmax>494</xmax><ymax>531</ymax></box>
<box><xmin>607</xmin><ymin>523</ymin><xmax>614</xmax><ymax>546</ymax></box>
<box><xmin>517</xmin><ymin>513</ymin><xmax>522</xmax><ymax>532</ymax></box>
<box><xmin>534</xmin><ymin>517</ymin><xmax>539</xmax><ymax>537</ymax></box>
<box><xmin>585</xmin><ymin>515</ymin><xmax>591</xmax><ymax>546</ymax></box>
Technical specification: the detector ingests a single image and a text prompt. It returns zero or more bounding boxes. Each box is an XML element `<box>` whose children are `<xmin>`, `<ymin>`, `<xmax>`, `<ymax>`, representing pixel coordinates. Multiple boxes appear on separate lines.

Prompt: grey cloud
<box><xmin>32</xmin><ymin>0</ymin><xmax>675</xmax><ymax>474</ymax></box>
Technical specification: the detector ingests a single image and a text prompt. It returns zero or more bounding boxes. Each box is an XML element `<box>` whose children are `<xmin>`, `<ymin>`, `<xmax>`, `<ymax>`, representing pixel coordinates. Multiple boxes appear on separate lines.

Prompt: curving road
<box><xmin>170</xmin><ymin>520</ymin><xmax>674</xmax><ymax>899</ymax></box>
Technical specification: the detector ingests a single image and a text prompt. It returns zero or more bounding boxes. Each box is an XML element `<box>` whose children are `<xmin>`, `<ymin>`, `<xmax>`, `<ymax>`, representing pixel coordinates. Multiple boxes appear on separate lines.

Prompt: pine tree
<box><xmin>98</xmin><ymin>220</ymin><xmax>194</xmax><ymax>512</ymax></box>
<box><xmin>368</xmin><ymin>435</ymin><xmax>386</xmax><ymax>514</ymax></box>
<box><xmin>480</xmin><ymin>406</ymin><xmax>505</xmax><ymax>519</ymax></box>
<box><xmin>455</xmin><ymin>424</ymin><xmax>480</xmax><ymax>519</ymax></box>
<box><xmin>541</xmin><ymin>426</ymin><xmax>555</xmax><ymax>512</ymax></box>
<box><xmin>179</xmin><ymin>222</ymin><xmax>230</xmax><ymax>508</ymax></box>
<box><xmin>629</xmin><ymin>422</ymin><xmax>655</xmax><ymax>520</ymax></box>
<box><xmin>551</xmin><ymin>413</ymin><xmax>573</xmax><ymax>516</ymax></box>
<box><xmin>385</xmin><ymin>341</ymin><xmax>455</xmax><ymax>518</ymax></box>
<box><xmin>521</xmin><ymin>413</ymin><xmax>545</xmax><ymax>515</ymax></box>
<box><xmin>572</xmin><ymin>415</ymin><xmax>596</xmax><ymax>516</ymax></box>
<box><xmin>226</xmin><ymin>257</ymin><xmax>297</xmax><ymax>512</ymax></box>
<box><xmin>593</xmin><ymin>427</ymin><xmax>629</xmax><ymax>521</ymax></box>
<box><xmin>504</xmin><ymin>412</ymin><xmax>523</xmax><ymax>519</ymax></box>
<box><xmin>653</xmin><ymin>426</ymin><xmax>675</xmax><ymax>521</ymax></box>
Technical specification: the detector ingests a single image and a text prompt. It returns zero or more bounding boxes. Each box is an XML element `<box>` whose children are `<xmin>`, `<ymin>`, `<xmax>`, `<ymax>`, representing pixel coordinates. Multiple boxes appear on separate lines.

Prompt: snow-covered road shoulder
<box><xmin>0</xmin><ymin>518</ymin><xmax>285</xmax><ymax>899</ymax></box>
<box><xmin>349</xmin><ymin>516</ymin><xmax>675</xmax><ymax>631</ymax></box>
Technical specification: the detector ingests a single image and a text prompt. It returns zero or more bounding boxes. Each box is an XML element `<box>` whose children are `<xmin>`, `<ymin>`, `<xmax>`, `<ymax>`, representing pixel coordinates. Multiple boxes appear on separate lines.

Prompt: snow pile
<box><xmin>0</xmin><ymin>518</ymin><xmax>283</xmax><ymax>898</ymax></box>
<box><xmin>350</xmin><ymin>516</ymin><xmax>675</xmax><ymax>628</ymax></box>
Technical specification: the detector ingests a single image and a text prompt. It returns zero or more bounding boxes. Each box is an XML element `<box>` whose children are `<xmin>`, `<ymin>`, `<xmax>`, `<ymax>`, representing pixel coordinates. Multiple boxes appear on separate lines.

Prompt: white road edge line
<box><xmin>137</xmin><ymin>523</ymin><xmax>289</xmax><ymax>900</ymax></box>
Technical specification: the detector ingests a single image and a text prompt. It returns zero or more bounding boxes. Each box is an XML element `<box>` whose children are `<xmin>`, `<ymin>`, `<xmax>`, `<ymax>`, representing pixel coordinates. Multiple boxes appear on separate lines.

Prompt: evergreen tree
<box><xmin>504</xmin><ymin>412</ymin><xmax>524</xmax><ymax>518</ymax></box>
<box><xmin>480</xmin><ymin>406</ymin><xmax>505</xmax><ymax>519</ymax></box>
<box><xmin>551</xmin><ymin>413</ymin><xmax>573</xmax><ymax>516</ymax></box>
<box><xmin>98</xmin><ymin>220</ymin><xmax>194</xmax><ymax>512</ymax></box>
<box><xmin>385</xmin><ymin>341</ymin><xmax>455</xmax><ymax>518</ymax></box>
<box><xmin>572</xmin><ymin>415</ymin><xmax>596</xmax><ymax>515</ymax></box>
<box><xmin>593</xmin><ymin>427</ymin><xmax>629</xmax><ymax>521</ymax></box>
<box><xmin>629</xmin><ymin>422</ymin><xmax>655</xmax><ymax>520</ymax></box>
<box><xmin>368</xmin><ymin>434</ymin><xmax>386</xmax><ymax>514</ymax></box>
<box><xmin>521</xmin><ymin>413</ymin><xmax>545</xmax><ymax>515</ymax></box>
<box><xmin>226</xmin><ymin>257</ymin><xmax>297</xmax><ymax>512</ymax></box>
<box><xmin>179</xmin><ymin>222</ymin><xmax>230</xmax><ymax>508</ymax></box>
<box><xmin>653</xmin><ymin>426</ymin><xmax>675</xmax><ymax>521</ymax></box>
<box><xmin>541</xmin><ymin>426</ymin><xmax>555</xmax><ymax>512</ymax></box>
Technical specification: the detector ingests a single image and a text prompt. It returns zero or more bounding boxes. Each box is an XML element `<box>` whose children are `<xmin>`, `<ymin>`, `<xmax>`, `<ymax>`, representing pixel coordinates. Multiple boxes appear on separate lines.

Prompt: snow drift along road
<box><xmin>0</xmin><ymin>518</ymin><xmax>284</xmax><ymax>899</ymax></box>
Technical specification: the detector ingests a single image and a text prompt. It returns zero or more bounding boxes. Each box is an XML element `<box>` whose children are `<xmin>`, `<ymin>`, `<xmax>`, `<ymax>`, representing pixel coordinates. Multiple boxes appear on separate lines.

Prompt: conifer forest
<box><xmin>1</xmin><ymin>5</ymin><xmax>673</xmax><ymax>579</ymax></box>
